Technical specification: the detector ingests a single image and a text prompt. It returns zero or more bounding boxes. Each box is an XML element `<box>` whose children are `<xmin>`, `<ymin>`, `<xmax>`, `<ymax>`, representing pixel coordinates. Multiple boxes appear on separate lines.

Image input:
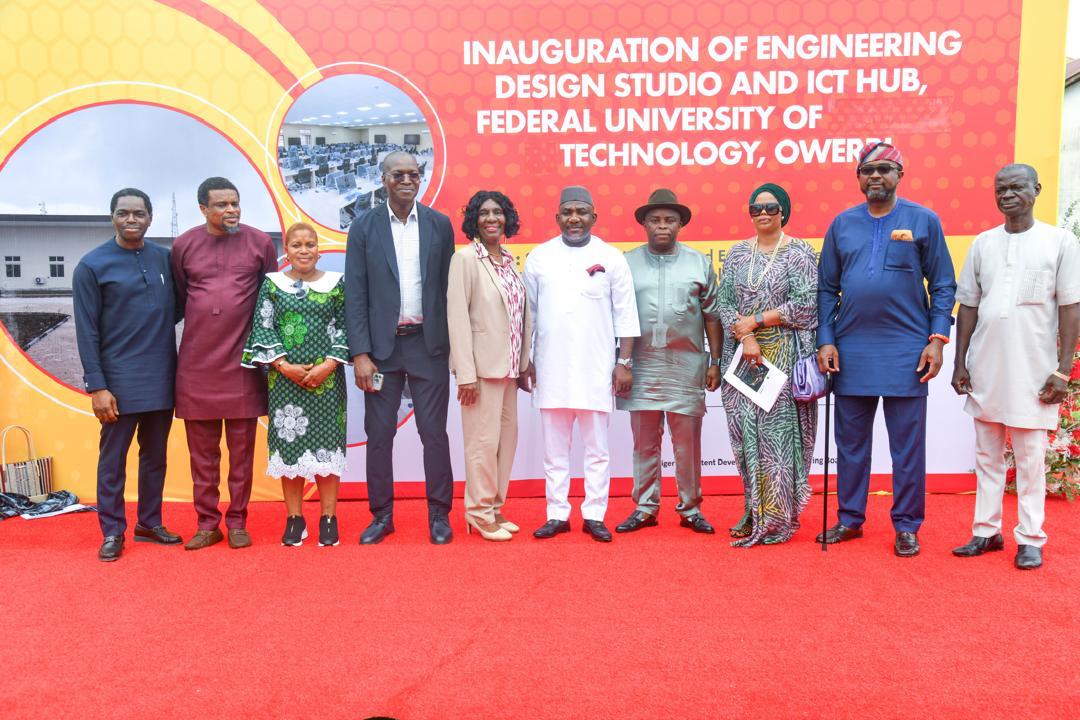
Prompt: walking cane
<box><xmin>821</xmin><ymin>372</ymin><xmax>833</xmax><ymax>552</ymax></box>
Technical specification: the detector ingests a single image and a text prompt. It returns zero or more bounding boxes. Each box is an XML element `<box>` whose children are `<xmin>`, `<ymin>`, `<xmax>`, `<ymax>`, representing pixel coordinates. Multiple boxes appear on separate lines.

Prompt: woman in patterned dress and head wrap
<box><xmin>718</xmin><ymin>183</ymin><xmax>819</xmax><ymax>546</ymax></box>
<box><xmin>242</xmin><ymin>222</ymin><xmax>350</xmax><ymax>547</ymax></box>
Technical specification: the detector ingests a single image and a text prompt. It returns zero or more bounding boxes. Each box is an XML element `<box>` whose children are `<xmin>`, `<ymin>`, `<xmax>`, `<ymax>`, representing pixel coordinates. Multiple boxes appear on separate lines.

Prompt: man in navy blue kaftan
<box><xmin>815</xmin><ymin>142</ymin><xmax>957</xmax><ymax>558</ymax></box>
<box><xmin>73</xmin><ymin>188</ymin><xmax>182</xmax><ymax>562</ymax></box>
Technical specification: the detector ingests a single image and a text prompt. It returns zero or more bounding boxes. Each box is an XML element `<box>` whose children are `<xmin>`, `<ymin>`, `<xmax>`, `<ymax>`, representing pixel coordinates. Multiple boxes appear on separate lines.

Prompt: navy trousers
<box><xmin>833</xmin><ymin>395</ymin><xmax>926</xmax><ymax>533</ymax></box>
<box><xmin>96</xmin><ymin>409</ymin><xmax>173</xmax><ymax>537</ymax></box>
<box><xmin>364</xmin><ymin>331</ymin><xmax>453</xmax><ymax>519</ymax></box>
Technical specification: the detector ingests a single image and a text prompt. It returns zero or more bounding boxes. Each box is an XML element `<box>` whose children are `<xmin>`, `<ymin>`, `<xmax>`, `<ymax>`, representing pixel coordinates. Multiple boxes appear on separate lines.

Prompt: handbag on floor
<box><xmin>0</xmin><ymin>425</ymin><xmax>53</xmax><ymax>501</ymax></box>
<box><xmin>791</xmin><ymin>332</ymin><xmax>828</xmax><ymax>403</ymax></box>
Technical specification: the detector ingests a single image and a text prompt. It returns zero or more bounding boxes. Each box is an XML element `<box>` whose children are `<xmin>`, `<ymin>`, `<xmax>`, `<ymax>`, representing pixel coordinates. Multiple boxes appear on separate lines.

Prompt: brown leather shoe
<box><xmin>184</xmin><ymin>528</ymin><xmax>224</xmax><ymax>551</ymax></box>
<box><xmin>228</xmin><ymin>528</ymin><xmax>253</xmax><ymax>549</ymax></box>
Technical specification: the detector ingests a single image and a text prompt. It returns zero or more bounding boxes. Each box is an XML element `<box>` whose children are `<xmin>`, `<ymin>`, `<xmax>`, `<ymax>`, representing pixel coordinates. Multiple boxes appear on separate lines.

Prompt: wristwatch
<box><xmin>754</xmin><ymin>312</ymin><xmax>765</xmax><ymax>328</ymax></box>
<box><xmin>710</xmin><ymin>357</ymin><xmax>723</xmax><ymax>367</ymax></box>
<box><xmin>616</xmin><ymin>357</ymin><xmax>634</xmax><ymax>370</ymax></box>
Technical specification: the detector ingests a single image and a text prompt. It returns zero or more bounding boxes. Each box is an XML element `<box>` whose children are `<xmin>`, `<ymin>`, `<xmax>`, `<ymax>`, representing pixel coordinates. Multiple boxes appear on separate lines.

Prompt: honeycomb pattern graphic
<box><xmin>0</xmin><ymin>0</ymin><xmax>1057</xmax><ymax>500</ymax></box>
<box><xmin>262</xmin><ymin>0</ymin><xmax>1024</xmax><ymax>242</ymax></box>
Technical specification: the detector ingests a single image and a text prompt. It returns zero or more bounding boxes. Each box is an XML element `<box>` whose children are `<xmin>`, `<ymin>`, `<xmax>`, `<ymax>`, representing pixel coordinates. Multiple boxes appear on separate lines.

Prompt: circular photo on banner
<box><xmin>0</xmin><ymin>103</ymin><xmax>282</xmax><ymax>392</ymax></box>
<box><xmin>277</xmin><ymin>74</ymin><xmax>434</xmax><ymax>231</ymax></box>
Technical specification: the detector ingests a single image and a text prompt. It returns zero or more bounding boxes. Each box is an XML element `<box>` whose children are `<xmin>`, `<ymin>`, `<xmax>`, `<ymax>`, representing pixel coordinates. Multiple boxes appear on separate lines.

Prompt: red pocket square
<box><xmin>587</xmin><ymin>264</ymin><xmax>606</xmax><ymax>276</ymax></box>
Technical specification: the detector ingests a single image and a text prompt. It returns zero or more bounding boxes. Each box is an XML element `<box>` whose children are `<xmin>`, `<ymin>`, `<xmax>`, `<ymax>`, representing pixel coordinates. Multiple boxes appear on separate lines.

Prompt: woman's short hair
<box><xmin>284</xmin><ymin>221</ymin><xmax>317</xmax><ymax>244</ymax></box>
<box><xmin>461</xmin><ymin>190</ymin><xmax>521</xmax><ymax>240</ymax></box>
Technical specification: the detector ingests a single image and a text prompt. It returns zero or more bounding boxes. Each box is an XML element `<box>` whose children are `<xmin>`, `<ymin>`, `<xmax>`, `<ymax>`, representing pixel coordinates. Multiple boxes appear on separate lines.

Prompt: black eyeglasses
<box><xmin>292</xmin><ymin>278</ymin><xmax>307</xmax><ymax>299</ymax></box>
<box><xmin>858</xmin><ymin>163</ymin><xmax>900</xmax><ymax>177</ymax></box>
<box><xmin>748</xmin><ymin>202</ymin><xmax>782</xmax><ymax>217</ymax></box>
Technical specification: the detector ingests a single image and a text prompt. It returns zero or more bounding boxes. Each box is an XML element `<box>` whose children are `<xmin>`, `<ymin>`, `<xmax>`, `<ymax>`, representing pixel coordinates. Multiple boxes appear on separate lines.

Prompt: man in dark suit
<box><xmin>345</xmin><ymin>151</ymin><xmax>456</xmax><ymax>545</ymax></box>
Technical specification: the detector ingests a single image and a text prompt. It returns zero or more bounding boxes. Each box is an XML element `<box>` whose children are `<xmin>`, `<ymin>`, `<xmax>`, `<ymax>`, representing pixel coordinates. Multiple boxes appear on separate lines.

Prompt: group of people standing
<box><xmin>73</xmin><ymin>143</ymin><xmax>1078</xmax><ymax>572</ymax></box>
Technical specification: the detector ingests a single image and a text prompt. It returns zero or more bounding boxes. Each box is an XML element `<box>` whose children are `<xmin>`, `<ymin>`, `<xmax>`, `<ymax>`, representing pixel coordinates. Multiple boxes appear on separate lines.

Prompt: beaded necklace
<box><xmin>746</xmin><ymin>232</ymin><xmax>786</xmax><ymax>290</ymax></box>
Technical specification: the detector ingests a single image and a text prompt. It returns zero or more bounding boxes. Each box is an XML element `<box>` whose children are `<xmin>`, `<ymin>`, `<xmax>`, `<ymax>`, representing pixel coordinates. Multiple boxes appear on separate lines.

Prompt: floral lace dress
<box><xmin>242</xmin><ymin>271</ymin><xmax>349</xmax><ymax>480</ymax></box>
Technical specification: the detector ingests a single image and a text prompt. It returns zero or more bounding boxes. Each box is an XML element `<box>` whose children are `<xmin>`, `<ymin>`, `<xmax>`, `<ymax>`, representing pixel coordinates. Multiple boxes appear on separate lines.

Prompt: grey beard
<box><xmin>224</xmin><ymin>223</ymin><xmax>241</xmax><ymax>235</ymax></box>
<box><xmin>865</xmin><ymin>187</ymin><xmax>895</xmax><ymax>204</ymax></box>
<box><xmin>561</xmin><ymin>232</ymin><xmax>591</xmax><ymax>247</ymax></box>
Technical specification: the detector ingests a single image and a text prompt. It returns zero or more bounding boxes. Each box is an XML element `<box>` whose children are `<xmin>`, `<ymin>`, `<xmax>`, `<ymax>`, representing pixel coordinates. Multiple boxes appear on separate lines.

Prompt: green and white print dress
<box><xmin>242</xmin><ymin>271</ymin><xmax>349</xmax><ymax>480</ymax></box>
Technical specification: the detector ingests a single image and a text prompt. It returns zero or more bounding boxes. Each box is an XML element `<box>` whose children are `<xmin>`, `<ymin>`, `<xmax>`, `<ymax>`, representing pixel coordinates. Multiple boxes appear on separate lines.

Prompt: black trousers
<box><xmin>96</xmin><ymin>409</ymin><xmax>173</xmax><ymax>537</ymax></box>
<box><xmin>363</xmin><ymin>332</ymin><xmax>452</xmax><ymax>518</ymax></box>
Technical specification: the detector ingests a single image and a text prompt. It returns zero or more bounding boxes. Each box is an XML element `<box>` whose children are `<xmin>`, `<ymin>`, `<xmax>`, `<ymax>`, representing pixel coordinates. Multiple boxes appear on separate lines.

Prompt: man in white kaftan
<box><xmin>951</xmin><ymin>164</ymin><xmax>1080</xmax><ymax>569</ymax></box>
<box><xmin>523</xmin><ymin>186</ymin><xmax>640</xmax><ymax>542</ymax></box>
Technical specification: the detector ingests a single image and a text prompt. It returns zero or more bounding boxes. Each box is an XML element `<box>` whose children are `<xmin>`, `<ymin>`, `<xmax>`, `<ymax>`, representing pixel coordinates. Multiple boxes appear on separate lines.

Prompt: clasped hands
<box><xmin>279</xmin><ymin>358</ymin><xmax>336</xmax><ymax>389</ymax></box>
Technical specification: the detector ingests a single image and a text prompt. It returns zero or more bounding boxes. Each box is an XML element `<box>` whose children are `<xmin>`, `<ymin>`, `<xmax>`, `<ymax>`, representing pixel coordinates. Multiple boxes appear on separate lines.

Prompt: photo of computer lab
<box><xmin>278</xmin><ymin>74</ymin><xmax>435</xmax><ymax>230</ymax></box>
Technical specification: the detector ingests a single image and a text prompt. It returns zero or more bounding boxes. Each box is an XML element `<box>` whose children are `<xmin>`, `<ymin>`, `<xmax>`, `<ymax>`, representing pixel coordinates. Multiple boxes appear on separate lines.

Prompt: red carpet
<box><xmin>2</xmin><ymin>493</ymin><xmax>1078</xmax><ymax>719</ymax></box>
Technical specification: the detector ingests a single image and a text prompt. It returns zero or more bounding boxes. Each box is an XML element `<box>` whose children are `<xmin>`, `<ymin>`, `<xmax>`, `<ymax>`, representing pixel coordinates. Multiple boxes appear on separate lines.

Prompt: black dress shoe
<box><xmin>952</xmin><ymin>534</ymin><xmax>1004</xmax><ymax>557</ymax></box>
<box><xmin>894</xmin><ymin>531</ymin><xmax>920</xmax><ymax>557</ymax></box>
<box><xmin>815</xmin><ymin>523</ymin><xmax>863</xmax><ymax>544</ymax></box>
<box><xmin>1015</xmin><ymin>544</ymin><xmax>1043</xmax><ymax>570</ymax></box>
<box><xmin>99</xmin><ymin>535</ymin><xmax>124</xmax><ymax>562</ymax></box>
<box><xmin>680</xmin><ymin>514</ymin><xmax>715</xmax><ymax>534</ymax></box>
<box><xmin>359</xmin><ymin>516</ymin><xmax>394</xmax><ymax>545</ymax></box>
<box><xmin>582</xmin><ymin>519</ymin><xmax>612</xmax><ymax>543</ymax></box>
<box><xmin>533</xmin><ymin>519</ymin><xmax>570</xmax><ymax>539</ymax></box>
<box><xmin>134</xmin><ymin>524</ymin><xmax>182</xmax><ymax>545</ymax></box>
<box><xmin>615</xmin><ymin>510</ymin><xmax>657</xmax><ymax>533</ymax></box>
<box><xmin>429</xmin><ymin>514</ymin><xmax>453</xmax><ymax>545</ymax></box>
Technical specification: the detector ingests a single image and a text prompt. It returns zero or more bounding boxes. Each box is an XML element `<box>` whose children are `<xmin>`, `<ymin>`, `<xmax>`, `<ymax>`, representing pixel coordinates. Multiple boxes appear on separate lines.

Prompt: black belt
<box><xmin>396</xmin><ymin>323</ymin><xmax>422</xmax><ymax>336</ymax></box>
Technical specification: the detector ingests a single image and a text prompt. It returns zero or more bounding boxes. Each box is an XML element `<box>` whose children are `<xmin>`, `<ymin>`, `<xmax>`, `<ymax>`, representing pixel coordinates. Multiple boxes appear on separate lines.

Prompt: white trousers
<box><xmin>973</xmin><ymin>419</ymin><xmax>1048</xmax><ymax>547</ymax></box>
<box><xmin>539</xmin><ymin>408</ymin><xmax>610</xmax><ymax>521</ymax></box>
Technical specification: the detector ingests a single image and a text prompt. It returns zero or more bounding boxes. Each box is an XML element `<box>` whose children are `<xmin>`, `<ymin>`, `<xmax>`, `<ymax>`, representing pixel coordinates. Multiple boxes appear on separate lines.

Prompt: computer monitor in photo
<box><xmin>373</xmin><ymin>134</ymin><xmax>386</xmax><ymax>144</ymax></box>
<box><xmin>336</xmin><ymin>173</ymin><xmax>356</xmax><ymax>192</ymax></box>
<box><xmin>403</xmin><ymin>134</ymin><xmax>421</xmax><ymax>145</ymax></box>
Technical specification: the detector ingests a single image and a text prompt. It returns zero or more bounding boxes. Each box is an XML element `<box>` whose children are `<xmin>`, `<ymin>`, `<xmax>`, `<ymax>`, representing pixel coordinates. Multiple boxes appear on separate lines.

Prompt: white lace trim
<box><xmin>266</xmin><ymin>448</ymin><xmax>346</xmax><ymax>481</ymax></box>
<box><xmin>241</xmin><ymin>343</ymin><xmax>285</xmax><ymax>369</ymax></box>
<box><xmin>266</xmin><ymin>271</ymin><xmax>343</xmax><ymax>294</ymax></box>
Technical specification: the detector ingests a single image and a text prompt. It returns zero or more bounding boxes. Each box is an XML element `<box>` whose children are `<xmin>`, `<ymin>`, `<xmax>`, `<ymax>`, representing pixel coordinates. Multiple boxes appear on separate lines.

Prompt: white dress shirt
<box><xmin>388</xmin><ymin>202</ymin><xmax>423</xmax><ymax>324</ymax></box>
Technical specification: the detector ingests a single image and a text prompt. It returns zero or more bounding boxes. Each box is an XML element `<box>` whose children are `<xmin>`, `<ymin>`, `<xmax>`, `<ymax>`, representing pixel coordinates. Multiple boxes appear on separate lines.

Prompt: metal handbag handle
<box><xmin>0</xmin><ymin>425</ymin><xmax>38</xmax><ymax>466</ymax></box>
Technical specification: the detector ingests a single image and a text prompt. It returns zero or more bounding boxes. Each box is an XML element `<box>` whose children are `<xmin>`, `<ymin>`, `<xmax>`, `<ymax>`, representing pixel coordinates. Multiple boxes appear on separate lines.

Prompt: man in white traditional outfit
<box><xmin>523</xmin><ymin>186</ymin><xmax>640</xmax><ymax>542</ymax></box>
<box><xmin>951</xmin><ymin>164</ymin><xmax>1080</xmax><ymax>570</ymax></box>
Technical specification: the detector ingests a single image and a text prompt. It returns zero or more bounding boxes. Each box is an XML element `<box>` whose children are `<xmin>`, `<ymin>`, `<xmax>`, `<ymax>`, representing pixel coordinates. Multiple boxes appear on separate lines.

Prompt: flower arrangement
<box><xmin>1006</xmin><ymin>340</ymin><xmax>1080</xmax><ymax>500</ymax></box>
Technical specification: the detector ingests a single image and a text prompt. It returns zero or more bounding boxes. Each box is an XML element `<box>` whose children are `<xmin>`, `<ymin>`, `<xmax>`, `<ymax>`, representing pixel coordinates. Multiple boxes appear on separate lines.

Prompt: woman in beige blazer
<box><xmin>447</xmin><ymin>191</ymin><xmax>533</xmax><ymax>541</ymax></box>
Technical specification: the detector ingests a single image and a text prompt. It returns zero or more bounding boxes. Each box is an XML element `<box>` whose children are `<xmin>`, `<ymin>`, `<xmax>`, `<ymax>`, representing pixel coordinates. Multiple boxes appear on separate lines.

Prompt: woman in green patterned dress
<box><xmin>242</xmin><ymin>222</ymin><xmax>349</xmax><ymax>547</ymax></box>
<box><xmin>718</xmin><ymin>184</ymin><xmax>819</xmax><ymax>547</ymax></box>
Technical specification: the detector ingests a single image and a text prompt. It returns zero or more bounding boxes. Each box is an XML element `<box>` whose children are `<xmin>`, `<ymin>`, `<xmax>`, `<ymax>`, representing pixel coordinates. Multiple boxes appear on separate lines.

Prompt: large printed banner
<box><xmin>0</xmin><ymin>0</ymin><xmax>1067</xmax><ymax>501</ymax></box>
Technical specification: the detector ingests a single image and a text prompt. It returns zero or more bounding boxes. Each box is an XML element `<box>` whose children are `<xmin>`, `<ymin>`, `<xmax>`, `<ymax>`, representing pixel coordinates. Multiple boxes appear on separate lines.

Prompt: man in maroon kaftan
<box><xmin>171</xmin><ymin>177</ymin><xmax>277</xmax><ymax>550</ymax></box>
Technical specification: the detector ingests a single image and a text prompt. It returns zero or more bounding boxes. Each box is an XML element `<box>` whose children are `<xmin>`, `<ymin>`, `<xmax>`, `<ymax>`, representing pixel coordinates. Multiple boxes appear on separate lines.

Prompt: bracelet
<box><xmin>1052</xmin><ymin>370</ymin><xmax>1070</xmax><ymax>382</ymax></box>
<box><xmin>929</xmin><ymin>333</ymin><xmax>949</xmax><ymax>344</ymax></box>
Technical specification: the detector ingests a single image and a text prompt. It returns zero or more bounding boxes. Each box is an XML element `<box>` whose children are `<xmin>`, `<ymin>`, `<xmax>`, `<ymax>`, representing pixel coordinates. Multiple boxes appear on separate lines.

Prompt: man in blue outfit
<box><xmin>815</xmin><ymin>142</ymin><xmax>957</xmax><ymax>557</ymax></box>
<box><xmin>73</xmin><ymin>188</ymin><xmax>182</xmax><ymax>562</ymax></box>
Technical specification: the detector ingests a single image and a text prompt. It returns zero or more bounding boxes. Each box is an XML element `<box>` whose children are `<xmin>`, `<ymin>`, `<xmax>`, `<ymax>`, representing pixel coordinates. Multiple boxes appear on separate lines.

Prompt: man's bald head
<box><xmin>996</xmin><ymin>163</ymin><xmax>1038</xmax><ymax>184</ymax></box>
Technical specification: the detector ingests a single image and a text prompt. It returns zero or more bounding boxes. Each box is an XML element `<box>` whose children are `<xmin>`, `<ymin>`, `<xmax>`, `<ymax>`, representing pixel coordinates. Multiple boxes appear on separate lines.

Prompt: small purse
<box><xmin>790</xmin><ymin>333</ymin><xmax>829</xmax><ymax>403</ymax></box>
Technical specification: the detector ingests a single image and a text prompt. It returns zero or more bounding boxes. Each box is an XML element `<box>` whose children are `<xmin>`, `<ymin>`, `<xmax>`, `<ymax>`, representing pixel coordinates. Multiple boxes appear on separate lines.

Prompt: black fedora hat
<box><xmin>634</xmin><ymin>188</ymin><xmax>691</xmax><ymax>226</ymax></box>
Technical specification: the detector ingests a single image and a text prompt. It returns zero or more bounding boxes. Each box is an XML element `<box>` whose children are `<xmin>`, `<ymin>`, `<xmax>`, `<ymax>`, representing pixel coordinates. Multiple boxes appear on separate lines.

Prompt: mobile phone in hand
<box><xmin>371</xmin><ymin>372</ymin><xmax>384</xmax><ymax>391</ymax></box>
